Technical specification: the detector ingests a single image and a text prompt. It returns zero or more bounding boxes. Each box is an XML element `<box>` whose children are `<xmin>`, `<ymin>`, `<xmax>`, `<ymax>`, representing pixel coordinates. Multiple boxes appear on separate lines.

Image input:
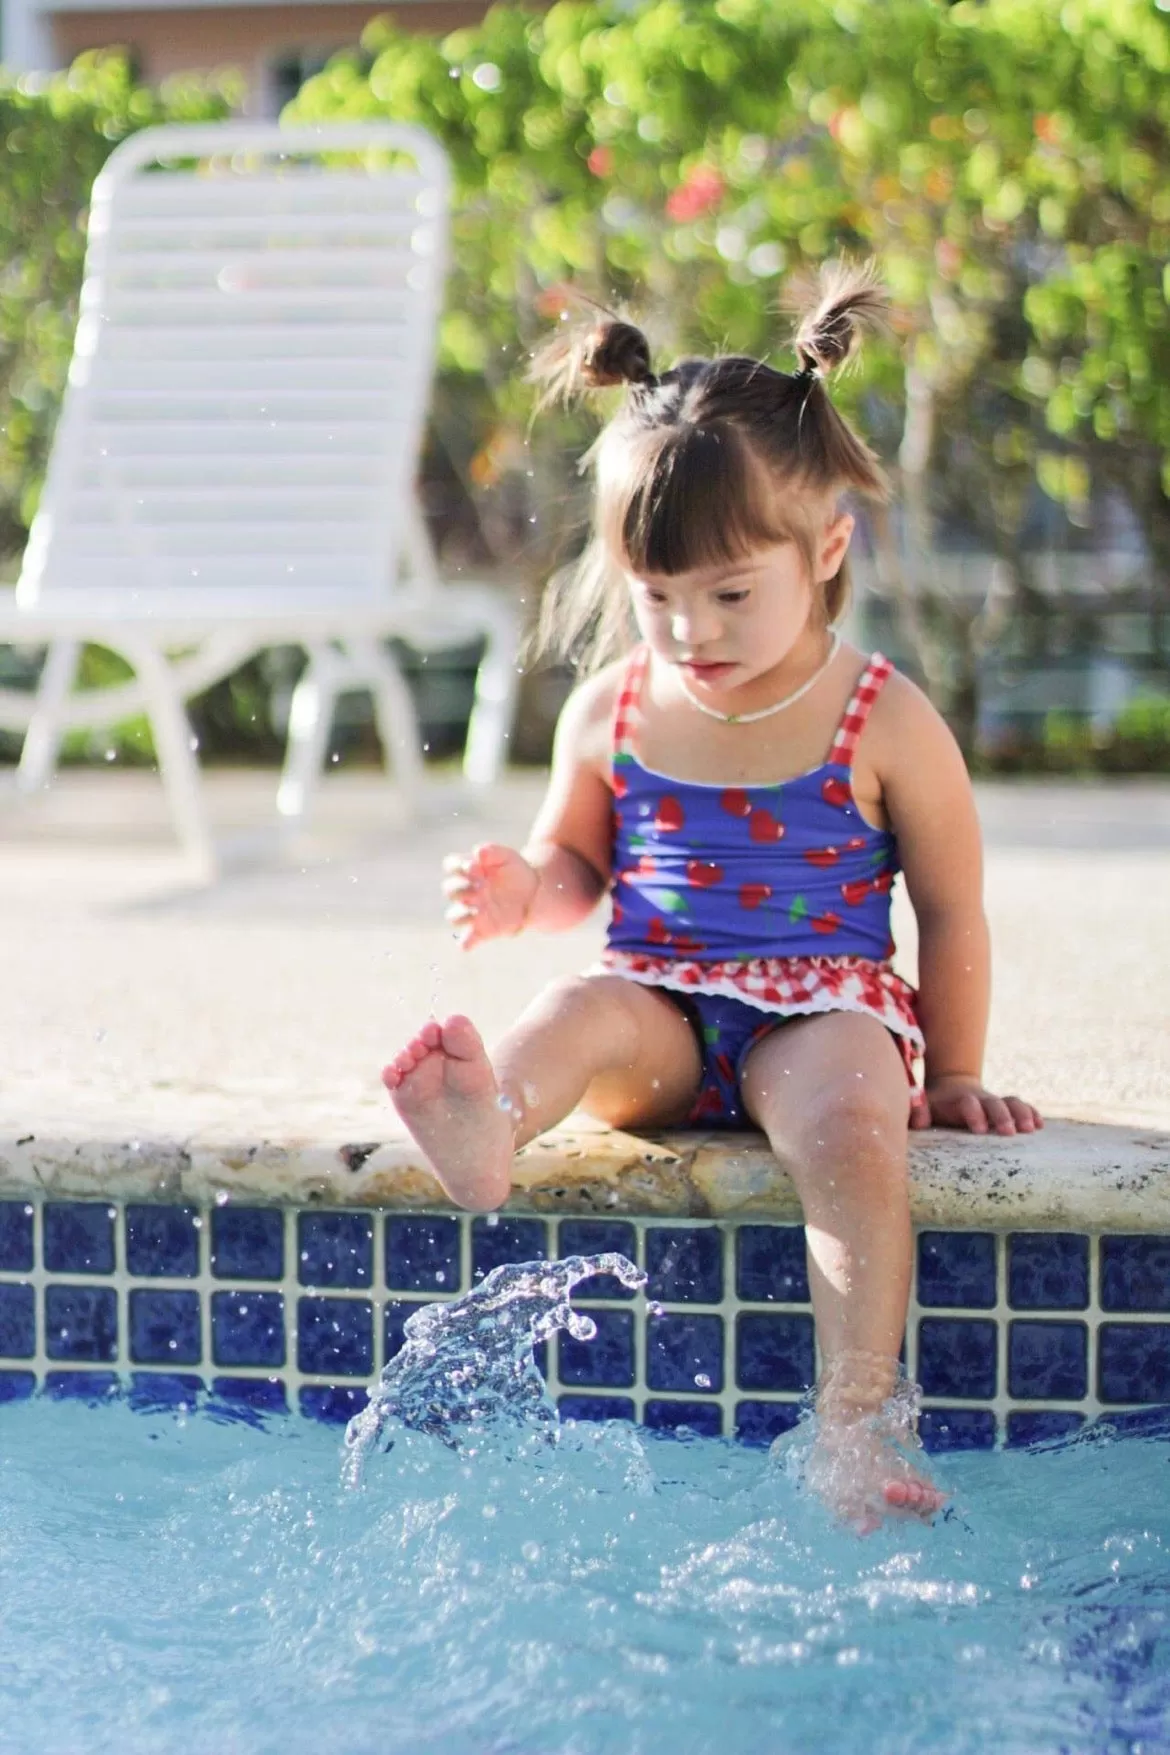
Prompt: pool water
<box><xmin>1</xmin><ymin>1397</ymin><xmax>1168</xmax><ymax>1754</ymax></box>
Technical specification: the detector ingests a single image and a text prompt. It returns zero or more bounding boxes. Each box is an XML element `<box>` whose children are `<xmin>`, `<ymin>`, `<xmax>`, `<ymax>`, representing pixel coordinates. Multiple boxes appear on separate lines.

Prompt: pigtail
<box><xmin>529</xmin><ymin>309</ymin><xmax>657</xmax><ymax>409</ymax></box>
<box><xmin>789</xmin><ymin>259</ymin><xmax>889</xmax><ymax>378</ymax></box>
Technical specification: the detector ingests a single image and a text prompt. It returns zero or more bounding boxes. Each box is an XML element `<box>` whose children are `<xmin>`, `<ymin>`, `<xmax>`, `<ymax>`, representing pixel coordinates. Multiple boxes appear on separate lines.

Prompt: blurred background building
<box><xmin>0</xmin><ymin>0</ymin><xmax>484</xmax><ymax>111</ymax></box>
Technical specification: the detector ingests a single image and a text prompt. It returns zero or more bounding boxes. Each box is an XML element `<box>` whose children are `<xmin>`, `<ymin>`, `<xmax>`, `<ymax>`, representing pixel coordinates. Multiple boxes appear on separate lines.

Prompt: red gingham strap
<box><xmin>612</xmin><ymin>643</ymin><xmax>651</xmax><ymax>760</ymax></box>
<box><xmin>828</xmin><ymin>652</ymin><xmax>893</xmax><ymax>766</ymax></box>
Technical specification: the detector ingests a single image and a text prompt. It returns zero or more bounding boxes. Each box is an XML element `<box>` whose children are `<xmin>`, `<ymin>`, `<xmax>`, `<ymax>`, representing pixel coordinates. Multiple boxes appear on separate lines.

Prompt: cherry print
<box><xmin>840</xmin><ymin>878</ymin><xmax>872</xmax><ymax>907</ymax></box>
<box><xmin>714</xmin><ymin>1051</ymin><xmax>736</xmax><ymax>1086</ymax></box>
<box><xmin>872</xmin><ymin>869</ymin><xmax>895</xmax><ymax>894</ymax></box>
<box><xmin>611</xmin><ymin>900</ymin><xmax>624</xmax><ymax>924</ymax></box>
<box><xmin>655</xmin><ymin>796</ymin><xmax>685</xmax><ymax>832</ymax></box>
<box><xmin>812</xmin><ymin>910</ymin><xmax>842</xmax><ymax>935</ymax></box>
<box><xmin>748</xmin><ymin>808</ymin><xmax>785</xmax><ymax>843</ymax></box>
<box><xmin>721</xmin><ymin>788</ymin><xmax>752</xmax><ymax>818</ymax></box>
<box><xmin>672</xmin><ymin>933</ymin><xmax>707</xmax><ymax>954</ymax></box>
<box><xmin>739</xmin><ymin>882</ymin><xmax>772</xmax><ymax>910</ymax></box>
<box><xmin>686</xmin><ymin>860</ymin><xmax>723</xmax><ymax>888</ymax></box>
<box><xmin>647</xmin><ymin>917</ymin><xmax>673</xmax><ymax>946</ymax></box>
<box><xmin>845</xmin><ymin>836</ymin><xmax>867</xmax><ymax>851</ymax></box>
<box><xmin>637</xmin><ymin>853</ymin><xmax>657</xmax><ymax>877</ymax></box>
<box><xmin>690</xmin><ymin>1087</ymin><xmax>725</xmax><ymax>1122</ymax></box>
<box><xmin>821</xmin><ymin>777</ymin><xmax>851</xmax><ymax>809</ymax></box>
<box><xmin>612</xmin><ymin>772</ymin><xmax>628</xmax><ymax>799</ymax></box>
<box><xmin>803</xmin><ymin>846</ymin><xmax>840</xmax><ymax>868</ymax></box>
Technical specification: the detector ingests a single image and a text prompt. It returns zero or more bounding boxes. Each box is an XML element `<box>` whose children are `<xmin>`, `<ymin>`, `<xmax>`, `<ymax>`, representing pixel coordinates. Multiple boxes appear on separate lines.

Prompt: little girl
<box><xmin>383</xmin><ymin>265</ymin><xmax>1041</xmax><ymax>1527</ymax></box>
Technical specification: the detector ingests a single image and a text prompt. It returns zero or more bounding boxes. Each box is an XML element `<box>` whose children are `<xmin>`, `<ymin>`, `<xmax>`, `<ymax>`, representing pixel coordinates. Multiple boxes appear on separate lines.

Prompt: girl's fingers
<box><xmin>958</xmin><ymin>1092</ymin><xmax>989</xmax><ymax>1134</ymax></box>
<box><xmin>909</xmin><ymin>1094</ymin><xmax>931</xmax><ymax>1130</ymax></box>
<box><xmin>982</xmin><ymin>1094</ymin><xmax>1017</xmax><ymax>1135</ymax></box>
<box><xmin>441</xmin><ymin>872</ymin><xmax>474</xmax><ymax>898</ymax></box>
<box><xmin>1004</xmin><ymin>1096</ymin><xmax>1042</xmax><ymax>1133</ymax></box>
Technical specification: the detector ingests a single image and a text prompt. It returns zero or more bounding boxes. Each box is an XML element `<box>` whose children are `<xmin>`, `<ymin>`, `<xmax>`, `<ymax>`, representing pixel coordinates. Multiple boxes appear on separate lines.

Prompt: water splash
<box><xmin>343</xmin><ymin>1253</ymin><xmax>645</xmax><ymax>1486</ymax></box>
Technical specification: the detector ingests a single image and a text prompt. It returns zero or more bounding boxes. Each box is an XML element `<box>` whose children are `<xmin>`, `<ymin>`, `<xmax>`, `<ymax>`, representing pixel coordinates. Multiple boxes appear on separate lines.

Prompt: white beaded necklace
<box><xmin>676</xmin><ymin>632</ymin><xmax>842</xmax><ymax>725</ymax></box>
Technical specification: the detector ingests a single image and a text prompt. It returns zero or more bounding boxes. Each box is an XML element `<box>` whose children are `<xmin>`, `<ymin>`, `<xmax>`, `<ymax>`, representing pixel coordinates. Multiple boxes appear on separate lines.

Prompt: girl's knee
<box><xmin>792</xmin><ymin>1078</ymin><xmax>910</xmax><ymax>1163</ymax></box>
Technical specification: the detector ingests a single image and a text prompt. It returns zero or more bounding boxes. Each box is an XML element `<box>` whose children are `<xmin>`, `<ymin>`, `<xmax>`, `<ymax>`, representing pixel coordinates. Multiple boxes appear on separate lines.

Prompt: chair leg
<box><xmin>16</xmin><ymin>639</ymin><xmax>82</xmax><ymax>794</ymax></box>
<box><xmin>277</xmin><ymin>644</ymin><xmax>342</xmax><ymax>822</ymax></box>
<box><xmin>123</xmin><ymin>639</ymin><xmax>215</xmax><ymax>873</ymax></box>
<box><xmin>463</xmin><ymin>611</ymin><xmax>521</xmax><ymax>786</ymax></box>
<box><xmin>343</xmin><ymin>637</ymin><xmax>424</xmax><ymax>810</ymax></box>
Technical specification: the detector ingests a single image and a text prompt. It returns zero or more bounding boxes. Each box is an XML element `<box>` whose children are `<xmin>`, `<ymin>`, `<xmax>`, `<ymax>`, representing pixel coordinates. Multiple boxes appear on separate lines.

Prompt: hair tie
<box><xmin>794</xmin><ymin>360</ymin><xmax>822</xmax><ymax>385</ymax></box>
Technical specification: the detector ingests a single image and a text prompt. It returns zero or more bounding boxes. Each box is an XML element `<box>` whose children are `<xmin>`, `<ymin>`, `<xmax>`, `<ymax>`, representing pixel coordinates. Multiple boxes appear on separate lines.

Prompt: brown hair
<box><xmin>531</xmin><ymin>262</ymin><xmax>891</xmax><ymax>670</ymax></box>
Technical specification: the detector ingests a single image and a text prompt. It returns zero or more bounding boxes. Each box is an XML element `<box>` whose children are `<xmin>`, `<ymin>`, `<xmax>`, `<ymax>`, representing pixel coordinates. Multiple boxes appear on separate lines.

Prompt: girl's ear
<box><xmin>816</xmin><ymin>510</ymin><xmax>855</xmax><ymax>582</ymax></box>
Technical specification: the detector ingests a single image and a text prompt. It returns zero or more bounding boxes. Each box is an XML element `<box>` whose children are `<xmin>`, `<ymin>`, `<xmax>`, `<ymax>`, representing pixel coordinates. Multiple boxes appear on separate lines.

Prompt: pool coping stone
<box><xmin>0</xmin><ymin>1118</ymin><xmax>1167</xmax><ymax>1231</ymax></box>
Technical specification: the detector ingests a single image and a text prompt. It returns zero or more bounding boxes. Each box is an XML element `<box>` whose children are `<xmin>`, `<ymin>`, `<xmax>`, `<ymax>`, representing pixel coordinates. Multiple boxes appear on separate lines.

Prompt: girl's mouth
<box><xmin>679</xmin><ymin>661</ymin><xmax>737</xmax><ymax>682</ymax></box>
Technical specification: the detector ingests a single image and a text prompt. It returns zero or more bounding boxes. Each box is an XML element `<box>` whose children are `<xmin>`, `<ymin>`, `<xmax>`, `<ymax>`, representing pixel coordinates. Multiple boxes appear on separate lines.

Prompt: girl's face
<box><xmin>626</xmin><ymin>514</ymin><xmax>853</xmax><ymax>695</ymax></box>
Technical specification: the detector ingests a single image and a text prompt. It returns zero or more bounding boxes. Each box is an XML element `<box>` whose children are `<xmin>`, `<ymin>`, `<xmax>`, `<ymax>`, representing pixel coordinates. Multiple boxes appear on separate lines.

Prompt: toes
<box><xmin>440</xmin><ymin>1014</ymin><xmax>486</xmax><ymax>1062</ymax></box>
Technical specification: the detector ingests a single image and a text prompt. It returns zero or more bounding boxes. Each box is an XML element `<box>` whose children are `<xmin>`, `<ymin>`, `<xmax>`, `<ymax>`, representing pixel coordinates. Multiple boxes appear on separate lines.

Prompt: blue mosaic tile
<box><xmin>1007</xmin><ymin>1234</ymin><xmax>1089</xmax><ymax>1311</ymax></box>
<box><xmin>1006</xmin><ymin>1410</ymin><xmax>1085</xmax><ymax>1449</ymax></box>
<box><xmin>44</xmin><ymin>1371</ymin><xmax>119</xmax><ymax>1402</ymax></box>
<box><xmin>297</xmin><ymin>1297</ymin><xmax>374</xmax><ymax>1377</ymax></box>
<box><xmin>917</xmin><ymin>1232</ymin><xmax>997</xmax><ymax>1309</ymax></box>
<box><xmin>1100</xmin><ymin>1236</ymin><xmax>1170</xmax><ymax>1313</ymax></box>
<box><xmin>0</xmin><ymin>1203</ymin><xmax>34</xmax><ymax>1273</ymax></box>
<box><xmin>1098</xmin><ymin>1323</ymin><xmax>1170</xmax><ymax>1404</ymax></box>
<box><xmin>643</xmin><ymin>1400</ymin><xmax>723</xmax><ymax>1438</ymax></box>
<box><xmin>557</xmin><ymin>1221</ymin><xmax>638</xmax><ymax>1299</ymax></box>
<box><xmin>44</xmin><ymin>1285</ymin><xmax>117</xmax><ymax>1362</ymax></box>
<box><xmin>558</xmin><ymin>1394</ymin><xmax>636</xmax><ymax>1423</ymax></box>
<box><xmin>300</xmin><ymin>1384</ymin><xmax>370</xmax><ymax>1424</ymax></box>
<box><xmin>0</xmin><ymin>1283</ymin><xmax>35</xmax><ymax>1358</ymax></box>
<box><xmin>734</xmin><ymin>1400</ymin><xmax>803</xmax><ymax>1447</ymax></box>
<box><xmin>384</xmin><ymin>1300</ymin><xmax>422</xmax><ymax>1361</ymax></box>
<box><xmin>0</xmin><ymin>1370</ymin><xmax>35</xmax><ymax>1402</ymax></box>
<box><xmin>128</xmin><ymin>1373</ymin><xmax>204</xmax><ymax>1412</ymax></box>
<box><xmin>125</xmin><ymin>1206</ymin><xmax>200</xmax><ymax>1278</ymax></box>
<box><xmin>43</xmin><ymin>1202</ymin><xmax>115</xmax><ymax>1274</ymax></box>
<box><xmin>472</xmin><ymin>1217</ymin><xmax>547</xmax><ymax>1280</ymax></box>
<box><xmin>646</xmin><ymin>1312</ymin><xmax>724</xmax><ymax>1394</ymax></box>
<box><xmin>210</xmin><ymin>1291</ymin><xmax>285</xmax><ymax>1368</ymax></box>
<box><xmin>210</xmin><ymin>1207</ymin><xmax>283</xmax><ymax>1281</ymax></box>
<box><xmin>919</xmin><ymin>1407</ymin><xmax>997</xmax><ymax>1452</ymax></box>
<box><xmin>736</xmin><ymin>1312</ymin><xmax>815</xmax><ymax>1393</ymax></box>
<box><xmin>298</xmin><ymin>1213</ymin><xmax>373</xmax><ymax>1289</ymax></box>
<box><xmin>1095</xmin><ymin>1406</ymin><xmax>1170</xmax><ymax>1440</ymax></box>
<box><xmin>735</xmin><ymin>1226</ymin><xmax>809</xmax><ymax>1303</ymax></box>
<box><xmin>209</xmin><ymin>1377</ymin><xmax>289</xmax><ymax>1419</ymax></box>
<box><xmin>128</xmin><ymin>1289</ymin><xmax>202</xmax><ymax>1367</ymax></box>
<box><xmin>916</xmin><ymin>1317</ymin><xmax>997</xmax><ymax>1400</ymax></box>
<box><xmin>557</xmin><ymin>1310</ymin><xmax>635</xmax><ymax>1388</ymax></box>
<box><xmin>385</xmin><ymin>1217</ymin><xmax>461</xmax><ymax>1294</ymax></box>
<box><xmin>645</xmin><ymin>1227</ymin><xmax>723</xmax><ymax>1304</ymax></box>
<box><xmin>1007</xmin><ymin>1320</ymin><xmax>1087</xmax><ymax>1401</ymax></box>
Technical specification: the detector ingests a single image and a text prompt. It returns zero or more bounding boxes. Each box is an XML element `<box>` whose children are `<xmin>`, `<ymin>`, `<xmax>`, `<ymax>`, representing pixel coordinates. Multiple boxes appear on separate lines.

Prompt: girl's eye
<box><xmin>716</xmin><ymin>589</ymin><xmax>750</xmax><ymax>605</ymax></box>
<box><xmin>643</xmin><ymin>591</ymin><xmax>669</xmax><ymax>606</ymax></box>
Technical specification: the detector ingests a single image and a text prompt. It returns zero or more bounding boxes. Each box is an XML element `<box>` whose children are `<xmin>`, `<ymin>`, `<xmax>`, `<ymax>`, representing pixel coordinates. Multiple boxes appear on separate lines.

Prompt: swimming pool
<box><xmin>2</xmin><ymin>1125</ymin><xmax>1169</xmax><ymax>1749</ymax></box>
<box><xmin>2</xmin><ymin>1390</ymin><xmax>1169</xmax><ymax>1753</ymax></box>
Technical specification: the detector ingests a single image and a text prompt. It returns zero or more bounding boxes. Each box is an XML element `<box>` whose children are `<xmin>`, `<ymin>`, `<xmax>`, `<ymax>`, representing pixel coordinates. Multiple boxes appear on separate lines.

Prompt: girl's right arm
<box><xmin>443</xmin><ymin>669</ymin><xmax>619</xmax><ymax>949</ymax></box>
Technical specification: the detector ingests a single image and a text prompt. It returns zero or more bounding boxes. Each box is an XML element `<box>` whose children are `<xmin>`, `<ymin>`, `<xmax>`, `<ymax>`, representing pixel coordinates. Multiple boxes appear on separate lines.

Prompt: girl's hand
<box><xmin>912</xmin><ymin>1076</ymin><xmax>1042</xmax><ymax>1136</ymax></box>
<box><xmin>442</xmin><ymin>843</ymin><xmax>541</xmax><ymax>949</ymax></box>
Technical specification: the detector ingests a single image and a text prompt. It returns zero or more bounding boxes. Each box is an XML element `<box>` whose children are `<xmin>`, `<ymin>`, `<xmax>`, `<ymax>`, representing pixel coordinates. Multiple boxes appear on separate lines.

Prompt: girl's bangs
<box><xmin>599</xmin><ymin>423</ymin><xmax>805</xmax><ymax>577</ymax></box>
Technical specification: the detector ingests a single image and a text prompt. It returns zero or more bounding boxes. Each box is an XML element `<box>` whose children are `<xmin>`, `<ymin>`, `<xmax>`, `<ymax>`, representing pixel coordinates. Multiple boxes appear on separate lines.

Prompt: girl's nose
<box><xmin>670</xmin><ymin>607</ymin><xmax>718</xmax><ymax>648</ymax></box>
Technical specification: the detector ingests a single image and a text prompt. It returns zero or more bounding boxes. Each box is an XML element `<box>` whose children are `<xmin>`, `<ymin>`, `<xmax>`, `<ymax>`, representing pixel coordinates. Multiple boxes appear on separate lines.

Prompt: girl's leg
<box><xmin>739</xmin><ymin>1012</ymin><xmax>945</xmax><ymax>1523</ymax></box>
<box><xmin>383</xmin><ymin>976</ymin><xmax>701</xmax><ymax>1211</ymax></box>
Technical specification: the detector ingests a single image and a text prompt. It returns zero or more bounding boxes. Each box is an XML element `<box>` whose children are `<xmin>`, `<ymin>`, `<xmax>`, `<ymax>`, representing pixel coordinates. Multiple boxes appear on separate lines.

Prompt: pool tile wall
<box><xmin>1</xmin><ymin>1198</ymin><xmax>1168</xmax><ymax>1448</ymax></box>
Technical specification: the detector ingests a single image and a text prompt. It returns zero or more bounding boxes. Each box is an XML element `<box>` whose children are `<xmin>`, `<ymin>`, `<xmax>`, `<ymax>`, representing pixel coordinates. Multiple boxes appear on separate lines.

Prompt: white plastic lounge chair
<box><xmin>0</xmin><ymin>120</ymin><xmax>521</xmax><ymax>871</ymax></box>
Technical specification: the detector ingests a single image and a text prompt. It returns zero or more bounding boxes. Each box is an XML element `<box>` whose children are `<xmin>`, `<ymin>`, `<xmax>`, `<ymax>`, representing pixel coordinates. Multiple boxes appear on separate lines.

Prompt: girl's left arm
<box><xmin>872</xmin><ymin>675</ymin><xmax>1042</xmax><ymax>1137</ymax></box>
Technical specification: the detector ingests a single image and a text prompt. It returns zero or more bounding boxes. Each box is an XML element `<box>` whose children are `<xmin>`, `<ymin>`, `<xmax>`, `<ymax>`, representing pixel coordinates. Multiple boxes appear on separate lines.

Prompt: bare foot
<box><xmin>381</xmin><ymin>1014</ymin><xmax>515</xmax><ymax>1211</ymax></box>
<box><xmin>808</xmin><ymin>1423</ymin><xmax>948</xmax><ymax>1534</ymax></box>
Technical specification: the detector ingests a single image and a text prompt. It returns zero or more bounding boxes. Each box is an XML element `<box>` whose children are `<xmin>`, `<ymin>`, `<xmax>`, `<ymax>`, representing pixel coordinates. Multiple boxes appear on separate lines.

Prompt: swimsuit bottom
<box><xmin>652</xmin><ymin>986</ymin><xmax>920</xmax><ymax>1129</ymax></box>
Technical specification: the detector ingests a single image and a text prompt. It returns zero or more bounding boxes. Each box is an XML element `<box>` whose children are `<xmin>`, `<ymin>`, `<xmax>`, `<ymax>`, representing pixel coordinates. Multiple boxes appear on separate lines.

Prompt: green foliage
<box><xmin>289</xmin><ymin>1</ymin><xmax>1170</xmax><ymax>605</ymax></box>
<box><xmin>0</xmin><ymin>53</ymin><xmax>236</xmax><ymax>559</ymax></box>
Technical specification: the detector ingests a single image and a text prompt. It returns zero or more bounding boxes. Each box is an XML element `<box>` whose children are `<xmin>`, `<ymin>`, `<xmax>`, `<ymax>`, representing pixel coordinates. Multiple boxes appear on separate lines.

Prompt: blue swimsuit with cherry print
<box><xmin>597</xmin><ymin>646</ymin><xmax>923</xmax><ymax>1125</ymax></box>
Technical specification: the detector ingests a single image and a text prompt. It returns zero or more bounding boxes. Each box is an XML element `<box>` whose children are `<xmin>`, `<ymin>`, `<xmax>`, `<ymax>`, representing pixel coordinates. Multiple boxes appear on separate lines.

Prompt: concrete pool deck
<box><xmin>0</xmin><ymin>768</ymin><xmax>1167</xmax><ymax>1219</ymax></box>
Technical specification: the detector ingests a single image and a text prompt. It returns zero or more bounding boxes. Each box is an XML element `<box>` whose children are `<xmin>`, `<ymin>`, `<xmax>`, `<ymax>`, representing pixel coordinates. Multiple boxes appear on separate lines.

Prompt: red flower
<box><xmin>587</xmin><ymin>145</ymin><xmax>614</xmax><ymax>178</ymax></box>
<box><xmin>665</xmin><ymin>165</ymin><xmax>725</xmax><ymax>223</ymax></box>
